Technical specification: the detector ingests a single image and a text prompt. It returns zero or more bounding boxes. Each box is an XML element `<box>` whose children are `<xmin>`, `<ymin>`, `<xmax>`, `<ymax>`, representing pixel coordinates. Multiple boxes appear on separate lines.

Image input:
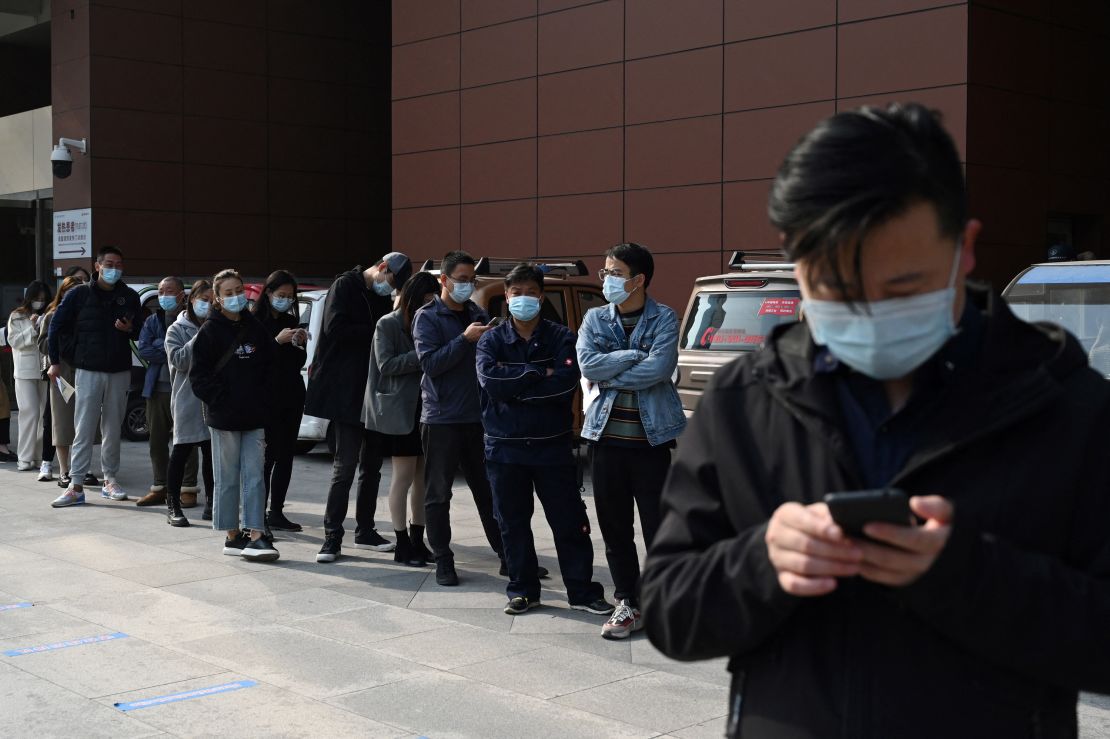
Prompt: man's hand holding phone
<box><xmin>766</xmin><ymin>502</ymin><xmax>863</xmax><ymax>597</ymax></box>
<box><xmin>463</xmin><ymin>322</ymin><xmax>491</xmax><ymax>342</ymax></box>
<box><xmin>855</xmin><ymin>495</ymin><xmax>952</xmax><ymax>587</ymax></box>
<box><xmin>114</xmin><ymin>316</ymin><xmax>133</xmax><ymax>333</ymax></box>
<box><xmin>766</xmin><ymin>493</ymin><xmax>954</xmax><ymax>596</ymax></box>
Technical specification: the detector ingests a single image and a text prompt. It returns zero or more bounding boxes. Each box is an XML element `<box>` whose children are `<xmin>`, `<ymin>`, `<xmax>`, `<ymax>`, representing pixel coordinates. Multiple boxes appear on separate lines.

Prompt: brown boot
<box><xmin>180</xmin><ymin>488</ymin><xmax>198</xmax><ymax>509</ymax></box>
<box><xmin>136</xmin><ymin>487</ymin><xmax>166</xmax><ymax>507</ymax></box>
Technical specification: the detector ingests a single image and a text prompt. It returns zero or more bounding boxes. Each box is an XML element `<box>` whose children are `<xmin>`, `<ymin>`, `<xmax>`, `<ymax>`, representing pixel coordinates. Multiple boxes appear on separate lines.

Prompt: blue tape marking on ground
<box><xmin>0</xmin><ymin>603</ymin><xmax>33</xmax><ymax>612</ymax></box>
<box><xmin>113</xmin><ymin>680</ymin><xmax>259</xmax><ymax>712</ymax></box>
<box><xmin>3</xmin><ymin>632</ymin><xmax>128</xmax><ymax>657</ymax></box>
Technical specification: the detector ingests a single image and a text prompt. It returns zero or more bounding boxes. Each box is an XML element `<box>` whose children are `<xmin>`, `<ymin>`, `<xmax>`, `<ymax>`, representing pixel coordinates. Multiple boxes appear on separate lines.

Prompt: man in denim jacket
<box><xmin>576</xmin><ymin>242</ymin><xmax>686</xmax><ymax>639</ymax></box>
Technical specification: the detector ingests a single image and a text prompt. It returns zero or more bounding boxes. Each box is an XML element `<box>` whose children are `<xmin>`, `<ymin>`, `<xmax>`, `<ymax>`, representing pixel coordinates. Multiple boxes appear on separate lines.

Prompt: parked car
<box><xmin>675</xmin><ymin>252</ymin><xmax>801</xmax><ymax>416</ymax></box>
<box><xmin>1003</xmin><ymin>260</ymin><xmax>1110</xmax><ymax>377</ymax></box>
<box><xmin>295</xmin><ymin>259</ymin><xmax>607</xmax><ymax>453</ymax></box>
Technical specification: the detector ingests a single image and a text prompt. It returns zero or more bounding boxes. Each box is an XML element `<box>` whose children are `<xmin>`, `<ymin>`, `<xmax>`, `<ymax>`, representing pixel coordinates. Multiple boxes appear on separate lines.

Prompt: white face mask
<box><xmin>802</xmin><ymin>244</ymin><xmax>963</xmax><ymax>380</ymax></box>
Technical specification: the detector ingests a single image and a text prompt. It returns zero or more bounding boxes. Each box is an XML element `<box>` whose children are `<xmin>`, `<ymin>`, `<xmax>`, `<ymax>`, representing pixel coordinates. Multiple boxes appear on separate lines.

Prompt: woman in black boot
<box><xmin>164</xmin><ymin>280</ymin><xmax>217</xmax><ymax>527</ymax></box>
<box><xmin>363</xmin><ymin>272</ymin><xmax>438</xmax><ymax>567</ymax></box>
<box><xmin>251</xmin><ymin>270</ymin><xmax>307</xmax><ymax>533</ymax></box>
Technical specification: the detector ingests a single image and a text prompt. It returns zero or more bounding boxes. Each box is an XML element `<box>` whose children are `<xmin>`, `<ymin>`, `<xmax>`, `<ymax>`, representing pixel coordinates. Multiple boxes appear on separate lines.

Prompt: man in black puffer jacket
<box><xmin>47</xmin><ymin>245</ymin><xmax>142</xmax><ymax>507</ymax></box>
<box><xmin>642</xmin><ymin>103</ymin><xmax>1110</xmax><ymax>738</ymax></box>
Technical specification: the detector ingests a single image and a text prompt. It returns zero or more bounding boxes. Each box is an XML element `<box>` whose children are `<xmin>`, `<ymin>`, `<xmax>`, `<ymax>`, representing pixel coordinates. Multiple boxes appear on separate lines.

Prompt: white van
<box><xmin>1003</xmin><ymin>261</ymin><xmax>1110</xmax><ymax>377</ymax></box>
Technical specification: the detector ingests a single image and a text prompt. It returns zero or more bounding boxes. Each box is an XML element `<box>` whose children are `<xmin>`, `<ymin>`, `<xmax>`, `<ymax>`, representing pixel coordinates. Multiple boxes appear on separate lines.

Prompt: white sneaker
<box><xmin>16</xmin><ymin>461</ymin><xmax>34</xmax><ymax>472</ymax></box>
<box><xmin>37</xmin><ymin>462</ymin><xmax>53</xmax><ymax>482</ymax></box>
<box><xmin>100</xmin><ymin>480</ymin><xmax>128</xmax><ymax>501</ymax></box>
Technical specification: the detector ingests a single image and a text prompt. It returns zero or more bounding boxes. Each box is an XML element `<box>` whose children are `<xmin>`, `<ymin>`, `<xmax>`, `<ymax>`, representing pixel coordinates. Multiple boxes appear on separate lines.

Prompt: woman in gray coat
<box><xmin>363</xmin><ymin>272</ymin><xmax>439</xmax><ymax>567</ymax></box>
<box><xmin>164</xmin><ymin>279</ymin><xmax>215</xmax><ymax>526</ymax></box>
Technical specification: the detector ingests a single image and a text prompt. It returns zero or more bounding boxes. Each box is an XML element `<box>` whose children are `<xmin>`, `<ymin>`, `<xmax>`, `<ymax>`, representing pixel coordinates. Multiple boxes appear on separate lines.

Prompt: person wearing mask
<box><xmin>642</xmin><ymin>103</ymin><xmax>1110</xmax><ymax>737</ymax></box>
<box><xmin>189</xmin><ymin>269</ymin><xmax>277</xmax><ymax>560</ymax></box>
<box><xmin>251</xmin><ymin>270</ymin><xmax>308</xmax><ymax>532</ymax></box>
<box><xmin>477</xmin><ymin>264</ymin><xmax>612</xmax><ymax>616</ymax></box>
<box><xmin>7</xmin><ymin>280</ymin><xmax>53</xmax><ymax>475</ymax></box>
<box><xmin>576</xmin><ymin>242</ymin><xmax>686</xmax><ymax>639</ymax></box>
<box><xmin>363</xmin><ymin>271</ymin><xmax>439</xmax><ymax>567</ymax></box>
<box><xmin>135</xmin><ymin>277</ymin><xmax>198</xmax><ymax>507</ymax></box>
<box><xmin>310</xmin><ymin>252</ymin><xmax>412</xmax><ymax>564</ymax></box>
<box><xmin>164</xmin><ymin>280</ymin><xmax>217</xmax><ymax>526</ymax></box>
<box><xmin>48</xmin><ymin>246</ymin><xmax>143</xmax><ymax>507</ymax></box>
<box><xmin>37</xmin><ymin>276</ymin><xmax>84</xmax><ymax>486</ymax></box>
<box><xmin>413</xmin><ymin>250</ymin><xmax>507</xmax><ymax>586</ymax></box>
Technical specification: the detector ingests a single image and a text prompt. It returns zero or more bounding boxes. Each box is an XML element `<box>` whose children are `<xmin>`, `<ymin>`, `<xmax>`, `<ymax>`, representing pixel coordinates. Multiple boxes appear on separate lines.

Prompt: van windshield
<box><xmin>1006</xmin><ymin>265</ymin><xmax>1110</xmax><ymax>377</ymax></box>
<box><xmin>680</xmin><ymin>291</ymin><xmax>801</xmax><ymax>352</ymax></box>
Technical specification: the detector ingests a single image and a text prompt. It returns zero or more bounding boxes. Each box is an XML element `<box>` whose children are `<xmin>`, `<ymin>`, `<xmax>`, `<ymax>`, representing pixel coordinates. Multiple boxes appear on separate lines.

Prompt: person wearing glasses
<box><xmin>412</xmin><ymin>250</ymin><xmax>507</xmax><ymax>586</ymax></box>
<box><xmin>576</xmin><ymin>242</ymin><xmax>686</xmax><ymax>639</ymax></box>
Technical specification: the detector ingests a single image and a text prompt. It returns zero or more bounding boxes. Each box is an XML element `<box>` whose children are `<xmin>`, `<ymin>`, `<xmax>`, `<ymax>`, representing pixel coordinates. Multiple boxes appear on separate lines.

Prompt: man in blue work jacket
<box><xmin>476</xmin><ymin>263</ymin><xmax>613</xmax><ymax>617</ymax></box>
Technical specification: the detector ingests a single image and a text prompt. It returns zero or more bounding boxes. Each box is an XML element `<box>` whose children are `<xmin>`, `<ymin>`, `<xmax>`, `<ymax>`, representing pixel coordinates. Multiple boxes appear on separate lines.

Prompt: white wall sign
<box><xmin>53</xmin><ymin>208</ymin><xmax>92</xmax><ymax>260</ymax></box>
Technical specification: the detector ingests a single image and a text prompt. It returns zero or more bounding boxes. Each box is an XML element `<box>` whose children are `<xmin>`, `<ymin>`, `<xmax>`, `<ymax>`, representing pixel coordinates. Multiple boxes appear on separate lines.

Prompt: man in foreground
<box><xmin>642</xmin><ymin>103</ymin><xmax>1110</xmax><ymax>737</ymax></box>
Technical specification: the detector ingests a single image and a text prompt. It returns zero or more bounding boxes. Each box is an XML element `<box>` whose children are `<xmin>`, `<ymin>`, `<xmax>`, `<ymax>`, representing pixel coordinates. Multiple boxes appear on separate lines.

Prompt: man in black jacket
<box><xmin>309</xmin><ymin>252</ymin><xmax>412</xmax><ymax>563</ymax></box>
<box><xmin>642</xmin><ymin>103</ymin><xmax>1110</xmax><ymax>738</ymax></box>
<box><xmin>47</xmin><ymin>245</ymin><xmax>142</xmax><ymax>508</ymax></box>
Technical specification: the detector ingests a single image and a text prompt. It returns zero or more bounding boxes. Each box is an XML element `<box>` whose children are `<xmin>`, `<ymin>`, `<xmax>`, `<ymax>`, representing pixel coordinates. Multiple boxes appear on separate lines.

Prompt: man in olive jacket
<box><xmin>642</xmin><ymin>103</ymin><xmax>1110</xmax><ymax>738</ymax></box>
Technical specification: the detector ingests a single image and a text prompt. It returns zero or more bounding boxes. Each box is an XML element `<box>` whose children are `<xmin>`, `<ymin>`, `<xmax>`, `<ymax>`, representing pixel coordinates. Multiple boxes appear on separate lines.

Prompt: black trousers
<box><xmin>421</xmin><ymin>422</ymin><xmax>504</xmax><ymax>561</ymax></box>
<box><xmin>322</xmin><ymin>420</ymin><xmax>383</xmax><ymax>540</ymax></box>
<box><xmin>590</xmin><ymin>443</ymin><xmax>672</xmax><ymax>606</ymax></box>
<box><xmin>486</xmin><ymin>460</ymin><xmax>602</xmax><ymax>604</ymax></box>
<box><xmin>264</xmin><ymin>407</ymin><xmax>301</xmax><ymax>514</ymax></box>
<box><xmin>167</xmin><ymin>440</ymin><xmax>214</xmax><ymax>504</ymax></box>
<box><xmin>42</xmin><ymin>399</ymin><xmax>54</xmax><ymax>463</ymax></box>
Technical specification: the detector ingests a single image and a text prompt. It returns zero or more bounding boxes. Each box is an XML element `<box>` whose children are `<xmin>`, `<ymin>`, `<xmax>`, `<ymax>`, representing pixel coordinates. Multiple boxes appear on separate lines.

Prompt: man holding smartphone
<box><xmin>643</xmin><ymin>103</ymin><xmax>1110</xmax><ymax>737</ymax></box>
<box><xmin>413</xmin><ymin>250</ymin><xmax>506</xmax><ymax>586</ymax></box>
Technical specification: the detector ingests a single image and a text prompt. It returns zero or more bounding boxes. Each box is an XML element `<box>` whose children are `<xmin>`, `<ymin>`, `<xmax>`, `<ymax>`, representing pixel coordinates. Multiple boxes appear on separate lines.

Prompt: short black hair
<box><xmin>504</xmin><ymin>263</ymin><xmax>544</xmax><ymax>291</ymax></box>
<box><xmin>97</xmin><ymin>245</ymin><xmax>123</xmax><ymax>261</ymax></box>
<box><xmin>606</xmin><ymin>242</ymin><xmax>654</xmax><ymax>287</ymax></box>
<box><xmin>441</xmin><ymin>250</ymin><xmax>476</xmax><ymax>278</ymax></box>
<box><xmin>768</xmin><ymin>102</ymin><xmax>966</xmax><ymax>296</ymax></box>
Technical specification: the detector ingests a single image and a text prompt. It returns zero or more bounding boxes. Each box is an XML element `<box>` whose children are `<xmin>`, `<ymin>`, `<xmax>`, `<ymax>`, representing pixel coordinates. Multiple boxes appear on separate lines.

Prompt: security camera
<box><xmin>51</xmin><ymin>137</ymin><xmax>87</xmax><ymax>179</ymax></box>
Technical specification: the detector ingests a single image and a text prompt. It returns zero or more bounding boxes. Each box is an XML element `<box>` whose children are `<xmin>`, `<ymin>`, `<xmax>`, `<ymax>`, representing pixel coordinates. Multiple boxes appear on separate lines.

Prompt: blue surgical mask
<box><xmin>450</xmin><ymin>281</ymin><xmax>474</xmax><ymax>304</ymax></box>
<box><xmin>221</xmin><ymin>294</ymin><xmax>247</xmax><ymax>314</ymax></box>
<box><xmin>373</xmin><ymin>279</ymin><xmax>393</xmax><ymax>297</ymax></box>
<box><xmin>194</xmin><ymin>300</ymin><xmax>210</xmax><ymax>319</ymax></box>
<box><xmin>603</xmin><ymin>275</ymin><xmax>635</xmax><ymax>305</ymax></box>
<box><xmin>271</xmin><ymin>296</ymin><xmax>292</xmax><ymax>313</ymax></box>
<box><xmin>802</xmin><ymin>246</ymin><xmax>962</xmax><ymax>381</ymax></box>
<box><xmin>158</xmin><ymin>295</ymin><xmax>178</xmax><ymax>312</ymax></box>
<box><xmin>508</xmin><ymin>296</ymin><xmax>541</xmax><ymax>322</ymax></box>
<box><xmin>100</xmin><ymin>267</ymin><xmax>122</xmax><ymax>285</ymax></box>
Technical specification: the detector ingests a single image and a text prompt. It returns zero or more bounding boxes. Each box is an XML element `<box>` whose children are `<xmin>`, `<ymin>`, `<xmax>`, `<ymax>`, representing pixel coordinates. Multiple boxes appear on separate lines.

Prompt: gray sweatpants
<box><xmin>70</xmin><ymin>369</ymin><xmax>130</xmax><ymax>482</ymax></box>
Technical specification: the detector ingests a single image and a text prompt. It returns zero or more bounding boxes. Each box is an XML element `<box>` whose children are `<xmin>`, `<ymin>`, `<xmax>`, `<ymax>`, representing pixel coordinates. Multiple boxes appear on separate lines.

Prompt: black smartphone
<box><xmin>823</xmin><ymin>489</ymin><xmax>913</xmax><ymax>539</ymax></box>
<box><xmin>487</xmin><ymin>316</ymin><xmax>505</xmax><ymax>327</ymax></box>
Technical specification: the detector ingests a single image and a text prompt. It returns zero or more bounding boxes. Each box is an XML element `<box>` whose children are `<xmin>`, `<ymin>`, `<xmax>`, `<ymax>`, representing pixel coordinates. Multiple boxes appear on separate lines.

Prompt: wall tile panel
<box><xmin>625</xmin><ymin>184</ymin><xmax>722</xmax><ymax>252</ymax></box>
<box><xmin>725</xmin><ymin>0</ymin><xmax>835</xmax><ymax>41</ymax></box>
<box><xmin>625</xmin><ymin>0</ymin><xmax>722</xmax><ymax>59</ymax></box>
<box><xmin>724</xmin><ymin>101</ymin><xmax>834</xmax><ymax>181</ymax></box>
<box><xmin>538</xmin><ymin>63</ymin><xmax>622</xmax><ymax>135</ymax></box>
<box><xmin>393</xmin><ymin>0</ymin><xmax>460</xmax><ymax>46</ymax></box>
<box><xmin>393</xmin><ymin>149</ymin><xmax>461</xmax><ymax>208</ymax></box>
<box><xmin>392</xmin><ymin>35</ymin><xmax>461</xmax><ymax>99</ymax></box>
<box><xmin>462</xmin><ymin>199</ymin><xmax>537</xmax><ymax>254</ymax></box>
<box><xmin>539</xmin><ymin>128</ymin><xmax>622</xmax><ymax>196</ymax></box>
<box><xmin>626</xmin><ymin>116</ymin><xmax>721</xmax><ymax>189</ymax></box>
<box><xmin>462</xmin><ymin>79</ymin><xmax>536</xmax><ymax>146</ymax></box>
<box><xmin>724</xmin><ymin>28</ymin><xmax>835</xmax><ymax>111</ymax></box>
<box><xmin>393</xmin><ymin>91</ymin><xmax>461</xmax><ymax>154</ymax></box>
<box><xmin>537</xmin><ymin>192</ymin><xmax>622</xmax><ymax>256</ymax></box>
<box><xmin>461</xmin><ymin>17</ymin><xmax>536</xmax><ymax>88</ymax></box>
<box><xmin>538</xmin><ymin>0</ymin><xmax>622</xmax><ymax>74</ymax></box>
<box><xmin>461</xmin><ymin>139</ymin><xmax>536</xmax><ymax>202</ymax></box>
<box><xmin>626</xmin><ymin>47</ymin><xmax>722</xmax><ymax>125</ymax></box>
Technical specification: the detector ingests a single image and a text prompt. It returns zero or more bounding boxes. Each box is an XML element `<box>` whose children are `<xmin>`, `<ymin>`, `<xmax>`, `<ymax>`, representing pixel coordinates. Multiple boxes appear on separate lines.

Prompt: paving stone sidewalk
<box><xmin>0</xmin><ymin>419</ymin><xmax>1105</xmax><ymax>737</ymax></box>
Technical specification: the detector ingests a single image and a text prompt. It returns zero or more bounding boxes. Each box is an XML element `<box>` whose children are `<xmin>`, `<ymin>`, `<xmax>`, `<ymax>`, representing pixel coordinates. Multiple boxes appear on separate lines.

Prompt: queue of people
<box><xmin>4</xmin><ymin>241</ymin><xmax>685</xmax><ymax>638</ymax></box>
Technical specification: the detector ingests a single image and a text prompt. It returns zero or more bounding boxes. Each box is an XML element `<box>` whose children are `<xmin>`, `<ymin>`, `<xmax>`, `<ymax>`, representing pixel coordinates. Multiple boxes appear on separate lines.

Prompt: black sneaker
<box><xmin>504</xmin><ymin>596</ymin><xmax>542</xmax><ymax>615</ymax></box>
<box><xmin>241</xmin><ymin>537</ymin><xmax>280</xmax><ymax>562</ymax></box>
<box><xmin>202</xmin><ymin>506</ymin><xmax>212</xmax><ymax>521</ymax></box>
<box><xmin>316</xmin><ymin>536</ymin><xmax>341</xmax><ymax>563</ymax></box>
<box><xmin>222</xmin><ymin>531</ymin><xmax>249</xmax><ymax>556</ymax></box>
<box><xmin>570</xmin><ymin>598</ymin><xmax>615</xmax><ymax>616</ymax></box>
<box><xmin>57</xmin><ymin>475</ymin><xmax>72</xmax><ymax>489</ymax></box>
<box><xmin>83</xmin><ymin>473</ymin><xmax>101</xmax><ymax>487</ymax></box>
<box><xmin>499</xmin><ymin>559</ymin><xmax>549</xmax><ymax>579</ymax></box>
<box><xmin>266</xmin><ymin>511</ymin><xmax>302</xmax><ymax>532</ymax></box>
<box><xmin>352</xmin><ymin>529</ymin><xmax>395</xmax><ymax>552</ymax></box>
<box><xmin>436</xmin><ymin>558</ymin><xmax>459</xmax><ymax>586</ymax></box>
<box><xmin>0</xmin><ymin>450</ymin><xmax>16</xmax><ymax>463</ymax></box>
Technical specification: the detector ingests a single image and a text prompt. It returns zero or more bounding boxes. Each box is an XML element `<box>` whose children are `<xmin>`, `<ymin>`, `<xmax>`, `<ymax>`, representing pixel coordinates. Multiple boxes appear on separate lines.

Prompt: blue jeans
<box><xmin>485</xmin><ymin>460</ymin><xmax>603</xmax><ymax>605</ymax></box>
<box><xmin>210</xmin><ymin>428</ymin><xmax>266</xmax><ymax>533</ymax></box>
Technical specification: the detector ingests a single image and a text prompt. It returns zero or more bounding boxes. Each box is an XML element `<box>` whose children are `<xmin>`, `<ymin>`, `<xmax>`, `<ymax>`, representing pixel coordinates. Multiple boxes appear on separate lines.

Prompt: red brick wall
<box><xmin>392</xmin><ymin>0</ymin><xmax>970</xmax><ymax>310</ymax></box>
<box><xmin>51</xmin><ymin>0</ymin><xmax>390</xmax><ymax>282</ymax></box>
